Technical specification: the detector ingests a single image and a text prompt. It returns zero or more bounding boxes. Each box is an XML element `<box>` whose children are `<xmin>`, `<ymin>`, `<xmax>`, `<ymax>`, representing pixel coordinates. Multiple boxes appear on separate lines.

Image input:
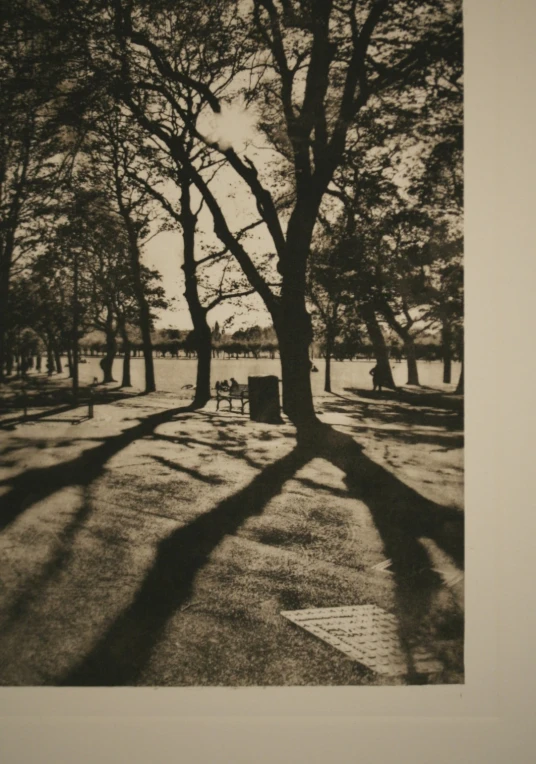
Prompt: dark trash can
<box><xmin>248</xmin><ymin>375</ymin><xmax>282</xmax><ymax>424</ymax></box>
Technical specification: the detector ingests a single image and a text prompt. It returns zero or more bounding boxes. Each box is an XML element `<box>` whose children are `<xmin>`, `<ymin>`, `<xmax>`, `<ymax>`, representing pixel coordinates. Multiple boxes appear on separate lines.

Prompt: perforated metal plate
<box><xmin>281</xmin><ymin>604</ymin><xmax>442</xmax><ymax>676</ymax></box>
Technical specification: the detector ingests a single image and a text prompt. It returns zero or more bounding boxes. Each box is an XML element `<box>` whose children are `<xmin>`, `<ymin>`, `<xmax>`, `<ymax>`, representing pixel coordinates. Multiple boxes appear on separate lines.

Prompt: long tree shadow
<box><xmin>3</xmin><ymin>390</ymin><xmax>464</xmax><ymax>685</ymax></box>
<box><xmin>345</xmin><ymin>386</ymin><xmax>464</xmax><ymax>411</ymax></box>
<box><xmin>0</xmin><ymin>486</ymin><xmax>94</xmax><ymax>631</ymax></box>
<box><xmin>60</xmin><ymin>418</ymin><xmax>463</xmax><ymax>686</ymax></box>
<box><xmin>60</xmin><ymin>445</ymin><xmax>311</xmax><ymax>686</ymax></box>
<box><xmin>0</xmin><ymin>404</ymin><xmax>195</xmax><ymax>532</ymax></box>
<box><xmin>322</xmin><ymin>391</ymin><xmax>464</xmax><ymax>453</ymax></box>
<box><xmin>310</xmin><ymin>424</ymin><xmax>463</xmax><ymax>569</ymax></box>
<box><xmin>151</xmin><ymin>454</ymin><xmax>225</xmax><ymax>485</ymax></box>
<box><xmin>0</xmin><ymin>404</ymin><xmax>78</xmax><ymax>431</ymax></box>
<box><xmin>311</xmin><ymin>423</ymin><xmax>464</xmax><ymax>681</ymax></box>
<box><xmin>325</xmin><ymin>397</ymin><xmax>462</xmax><ymax>433</ymax></box>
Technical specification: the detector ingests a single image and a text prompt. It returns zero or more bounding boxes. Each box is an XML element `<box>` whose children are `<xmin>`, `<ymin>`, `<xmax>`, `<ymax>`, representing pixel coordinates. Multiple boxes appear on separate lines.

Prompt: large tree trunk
<box><xmin>180</xmin><ymin>177</ymin><xmax>212</xmax><ymax>408</ymax></box>
<box><xmin>361</xmin><ymin>304</ymin><xmax>396</xmax><ymax>389</ymax></box>
<box><xmin>120</xmin><ymin>326</ymin><xmax>132</xmax><ymax>388</ymax></box>
<box><xmin>375</xmin><ymin>300</ymin><xmax>421</xmax><ymax>386</ymax></box>
<box><xmin>193</xmin><ymin>324</ymin><xmax>212</xmax><ymax>407</ymax></box>
<box><xmin>442</xmin><ymin>319</ymin><xmax>452</xmax><ymax>384</ymax></box>
<box><xmin>138</xmin><ymin>306</ymin><xmax>156</xmax><ymax>393</ymax></box>
<box><xmin>324</xmin><ymin>328</ymin><xmax>333</xmax><ymax>393</ymax></box>
<box><xmin>71</xmin><ymin>254</ymin><xmax>80</xmax><ymax>401</ymax></box>
<box><xmin>269</xmin><ymin>194</ymin><xmax>320</xmax><ymax>432</ymax></box>
<box><xmin>274</xmin><ymin>297</ymin><xmax>318</xmax><ymax>432</ymax></box>
<box><xmin>102</xmin><ymin>345</ymin><xmax>117</xmax><ymax>383</ymax></box>
<box><xmin>0</xmin><ymin>273</ymin><xmax>9</xmax><ymax>382</ymax></box>
<box><xmin>404</xmin><ymin>336</ymin><xmax>420</xmax><ymax>386</ymax></box>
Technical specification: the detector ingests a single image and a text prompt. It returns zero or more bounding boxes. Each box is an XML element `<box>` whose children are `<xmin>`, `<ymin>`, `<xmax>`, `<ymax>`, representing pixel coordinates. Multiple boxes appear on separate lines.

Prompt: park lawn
<box><xmin>0</xmin><ymin>386</ymin><xmax>464</xmax><ymax>686</ymax></box>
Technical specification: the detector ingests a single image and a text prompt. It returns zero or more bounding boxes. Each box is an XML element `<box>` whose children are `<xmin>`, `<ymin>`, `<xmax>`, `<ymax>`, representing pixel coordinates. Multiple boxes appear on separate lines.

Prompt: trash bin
<box><xmin>248</xmin><ymin>375</ymin><xmax>282</xmax><ymax>424</ymax></box>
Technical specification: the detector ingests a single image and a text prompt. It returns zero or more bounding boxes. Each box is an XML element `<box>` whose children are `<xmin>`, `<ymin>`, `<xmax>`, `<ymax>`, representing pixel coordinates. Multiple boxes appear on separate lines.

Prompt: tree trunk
<box><xmin>36</xmin><ymin>353</ymin><xmax>42</xmax><ymax>372</ymax></box>
<box><xmin>71</xmin><ymin>253</ymin><xmax>79</xmax><ymax>401</ymax></box>
<box><xmin>442</xmin><ymin>319</ymin><xmax>452</xmax><ymax>384</ymax></box>
<box><xmin>120</xmin><ymin>327</ymin><xmax>132</xmax><ymax>388</ymax></box>
<box><xmin>136</xmin><ymin>305</ymin><xmax>155</xmax><ymax>393</ymax></box>
<box><xmin>180</xmin><ymin>176</ymin><xmax>212</xmax><ymax>408</ymax></box>
<box><xmin>46</xmin><ymin>344</ymin><xmax>54</xmax><ymax>375</ymax></box>
<box><xmin>115</xmin><ymin>190</ymin><xmax>155</xmax><ymax>394</ymax></box>
<box><xmin>101</xmin><ymin>312</ymin><xmax>117</xmax><ymax>383</ymax></box>
<box><xmin>193</xmin><ymin>323</ymin><xmax>212</xmax><ymax>407</ymax></box>
<box><xmin>456</xmin><ymin>360</ymin><xmax>464</xmax><ymax>394</ymax></box>
<box><xmin>54</xmin><ymin>346</ymin><xmax>62</xmax><ymax>374</ymax></box>
<box><xmin>67</xmin><ymin>348</ymin><xmax>73</xmax><ymax>378</ymax></box>
<box><xmin>102</xmin><ymin>334</ymin><xmax>117</xmax><ymax>383</ymax></box>
<box><xmin>361</xmin><ymin>304</ymin><xmax>396</xmax><ymax>389</ymax></box>
<box><xmin>0</xmin><ymin>274</ymin><xmax>9</xmax><ymax>382</ymax></box>
<box><xmin>324</xmin><ymin>329</ymin><xmax>333</xmax><ymax>394</ymax></box>
<box><xmin>404</xmin><ymin>336</ymin><xmax>420</xmax><ymax>385</ymax></box>
<box><xmin>274</xmin><ymin>298</ymin><xmax>318</xmax><ymax>431</ymax></box>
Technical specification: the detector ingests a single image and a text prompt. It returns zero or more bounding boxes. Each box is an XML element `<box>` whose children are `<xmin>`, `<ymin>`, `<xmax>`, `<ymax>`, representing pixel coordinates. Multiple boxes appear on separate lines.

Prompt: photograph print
<box><xmin>0</xmin><ymin>0</ymin><xmax>464</xmax><ymax>686</ymax></box>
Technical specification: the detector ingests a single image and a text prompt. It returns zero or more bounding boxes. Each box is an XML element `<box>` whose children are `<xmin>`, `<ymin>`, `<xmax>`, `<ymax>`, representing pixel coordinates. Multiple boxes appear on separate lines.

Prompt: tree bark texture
<box><xmin>180</xmin><ymin>178</ymin><xmax>211</xmax><ymax>408</ymax></box>
<box><xmin>46</xmin><ymin>343</ymin><xmax>54</xmax><ymax>375</ymax></box>
<box><xmin>0</xmin><ymin>275</ymin><xmax>9</xmax><ymax>381</ymax></box>
<box><xmin>54</xmin><ymin>346</ymin><xmax>62</xmax><ymax>374</ymax></box>
<box><xmin>442</xmin><ymin>319</ymin><xmax>452</xmax><ymax>384</ymax></box>
<box><xmin>361</xmin><ymin>304</ymin><xmax>396</xmax><ymax>389</ymax></box>
<box><xmin>324</xmin><ymin>329</ymin><xmax>333</xmax><ymax>394</ymax></box>
<box><xmin>456</xmin><ymin>360</ymin><xmax>464</xmax><ymax>394</ymax></box>
<box><xmin>274</xmin><ymin>296</ymin><xmax>318</xmax><ymax>431</ymax></box>
<box><xmin>102</xmin><ymin>318</ymin><xmax>117</xmax><ymax>383</ymax></box>
<box><xmin>404</xmin><ymin>336</ymin><xmax>420</xmax><ymax>385</ymax></box>
<box><xmin>120</xmin><ymin>327</ymin><xmax>132</xmax><ymax>387</ymax></box>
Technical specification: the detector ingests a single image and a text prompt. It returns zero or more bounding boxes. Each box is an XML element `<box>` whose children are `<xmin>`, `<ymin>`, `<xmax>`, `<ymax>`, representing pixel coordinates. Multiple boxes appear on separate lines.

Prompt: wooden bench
<box><xmin>215</xmin><ymin>383</ymin><xmax>249</xmax><ymax>414</ymax></box>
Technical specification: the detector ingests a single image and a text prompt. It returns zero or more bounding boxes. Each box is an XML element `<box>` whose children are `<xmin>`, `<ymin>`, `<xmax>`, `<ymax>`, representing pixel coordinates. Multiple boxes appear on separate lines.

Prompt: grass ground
<box><xmin>0</xmin><ymin>374</ymin><xmax>464</xmax><ymax>686</ymax></box>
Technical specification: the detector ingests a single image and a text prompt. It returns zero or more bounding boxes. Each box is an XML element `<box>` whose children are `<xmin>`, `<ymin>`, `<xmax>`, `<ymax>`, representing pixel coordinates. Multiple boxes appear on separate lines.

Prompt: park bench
<box><xmin>215</xmin><ymin>382</ymin><xmax>249</xmax><ymax>414</ymax></box>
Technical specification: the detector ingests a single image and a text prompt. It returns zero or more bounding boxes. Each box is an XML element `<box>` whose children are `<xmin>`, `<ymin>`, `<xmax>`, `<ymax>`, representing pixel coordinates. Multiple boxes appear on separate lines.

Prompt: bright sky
<box><xmin>140</xmin><ymin>95</ymin><xmax>433</xmax><ymax>333</ymax></box>
<box><xmin>141</xmin><ymin>102</ymin><xmax>282</xmax><ymax>332</ymax></box>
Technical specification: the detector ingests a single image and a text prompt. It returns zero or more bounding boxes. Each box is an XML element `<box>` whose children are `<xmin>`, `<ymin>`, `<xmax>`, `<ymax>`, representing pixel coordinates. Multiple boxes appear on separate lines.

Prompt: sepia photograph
<box><xmin>0</xmin><ymin>0</ymin><xmax>464</xmax><ymax>687</ymax></box>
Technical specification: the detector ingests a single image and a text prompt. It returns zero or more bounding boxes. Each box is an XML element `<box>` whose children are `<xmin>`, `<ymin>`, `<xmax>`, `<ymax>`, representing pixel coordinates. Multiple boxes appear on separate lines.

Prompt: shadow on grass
<box><xmin>0</xmin><ymin>486</ymin><xmax>94</xmax><ymax>631</ymax></box>
<box><xmin>1</xmin><ymin>386</ymin><xmax>463</xmax><ymax>685</ymax></box>
<box><xmin>346</xmin><ymin>386</ymin><xmax>464</xmax><ymax>413</ymax></box>
<box><xmin>0</xmin><ymin>389</ymin><xmax>144</xmax><ymax>431</ymax></box>
<box><xmin>0</xmin><ymin>404</ymin><xmax>79</xmax><ymax>431</ymax></box>
<box><xmin>58</xmin><ymin>415</ymin><xmax>463</xmax><ymax>686</ymax></box>
<box><xmin>60</xmin><ymin>445</ymin><xmax>311</xmax><ymax>686</ymax></box>
<box><xmin>0</xmin><ymin>404</ymin><xmax>195</xmax><ymax>532</ymax></box>
<box><xmin>322</xmin><ymin>388</ymin><xmax>463</xmax><ymax>450</ymax></box>
<box><xmin>151</xmin><ymin>454</ymin><xmax>225</xmax><ymax>485</ymax></box>
<box><xmin>312</xmin><ymin>424</ymin><xmax>464</xmax><ymax>682</ymax></box>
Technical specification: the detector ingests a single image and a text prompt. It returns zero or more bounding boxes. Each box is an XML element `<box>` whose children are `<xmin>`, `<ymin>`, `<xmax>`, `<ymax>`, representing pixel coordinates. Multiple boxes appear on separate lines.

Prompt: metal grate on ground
<box><xmin>281</xmin><ymin>604</ymin><xmax>442</xmax><ymax>676</ymax></box>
